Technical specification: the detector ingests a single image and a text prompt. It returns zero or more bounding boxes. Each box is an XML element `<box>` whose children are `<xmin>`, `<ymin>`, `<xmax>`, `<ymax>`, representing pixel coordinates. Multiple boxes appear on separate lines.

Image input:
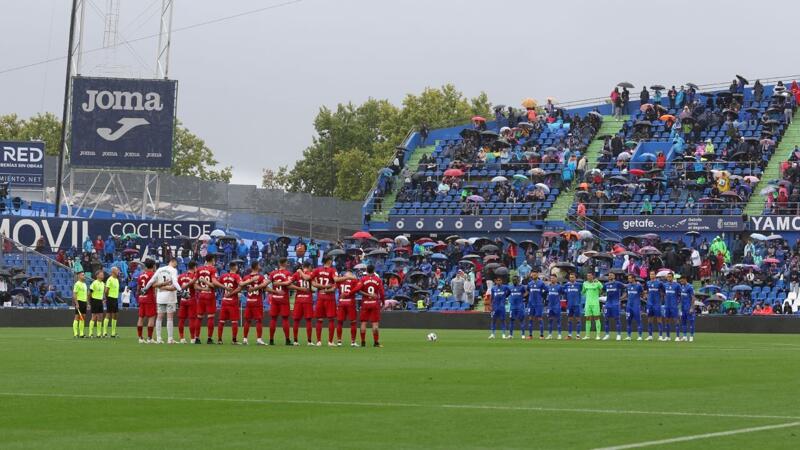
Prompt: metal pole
<box><xmin>55</xmin><ymin>0</ymin><xmax>80</xmax><ymax>217</ymax></box>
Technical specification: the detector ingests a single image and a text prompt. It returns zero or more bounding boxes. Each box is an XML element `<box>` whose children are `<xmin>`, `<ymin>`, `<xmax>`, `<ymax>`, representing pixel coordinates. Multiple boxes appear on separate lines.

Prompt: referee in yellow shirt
<box><xmin>88</xmin><ymin>271</ymin><xmax>105</xmax><ymax>338</ymax></box>
<box><xmin>72</xmin><ymin>272</ymin><xmax>88</xmax><ymax>338</ymax></box>
<box><xmin>103</xmin><ymin>267</ymin><xmax>120</xmax><ymax>338</ymax></box>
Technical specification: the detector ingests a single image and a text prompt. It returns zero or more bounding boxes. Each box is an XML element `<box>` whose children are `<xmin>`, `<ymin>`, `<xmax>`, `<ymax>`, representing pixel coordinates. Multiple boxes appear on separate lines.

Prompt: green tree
<box><xmin>261</xmin><ymin>166</ymin><xmax>290</xmax><ymax>190</ymax></box>
<box><xmin>170</xmin><ymin>120</ymin><xmax>232</xmax><ymax>182</ymax></box>
<box><xmin>270</xmin><ymin>84</ymin><xmax>490</xmax><ymax>200</ymax></box>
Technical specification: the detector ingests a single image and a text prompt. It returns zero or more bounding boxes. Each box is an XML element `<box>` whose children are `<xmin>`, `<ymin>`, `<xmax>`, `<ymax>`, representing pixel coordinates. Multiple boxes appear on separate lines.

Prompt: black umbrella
<box><xmin>480</xmin><ymin>130</ymin><xmax>499</xmax><ymax>138</ymax></box>
<box><xmin>504</xmin><ymin>237</ymin><xmax>518</xmax><ymax>245</ymax></box>
<box><xmin>609</xmin><ymin>175</ymin><xmax>629</xmax><ymax>183</ymax></box>
<box><xmin>635</xmin><ymin>120</ymin><xmax>652</xmax><ymax>127</ymax></box>
<box><xmin>390</xmin><ymin>257</ymin><xmax>407</xmax><ymax>263</ymax></box>
<box><xmin>407</xmin><ymin>271</ymin><xmax>426</xmax><ymax>281</ymax></box>
<box><xmin>413</xmin><ymin>290</ymin><xmax>430</xmax><ymax>298</ymax></box>
<box><xmin>681</xmin><ymin>116</ymin><xmax>696</xmax><ymax>123</ymax></box>
<box><xmin>745</xmin><ymin>107</ymin><xmax>760</xmax><ymax>114</ymax></box>
<box><xmin>229</xmin><ymin>259</ymin><xmax>245</xmax><ymax>266</ymax></box>
<box><xmin>685</xmin><ymin>231</ymin><xmax>700</xmax><ymax>237</ymax></box>
<box><xmin>650</xmin><ymin>85</ymin><xmax>665</xmax><ymax>90</ymax></box>
<box><xmin>472</xmin><ymin>237</ymin><xmax>492</xmax><ymax>248</ymax></box>
<box><xmin>519</xmin><ymin>240</ymin><xmax>539</xmax><ymax>250</ymax></box>
<box><xmin>219</xmin><ymin>234</ymin><xmax>238</xmax><ymax>242</ymax></box>
<box><xmin>459</xmin><ymin>128</ymin><xmax>480</xmax><ymax>139</ymax></box>
<box><xmin>609</xmin><ymin>268</ymin><xmax>626</xmax><ymax>275</ymax></box>
<box><xmin>593</xmin><ymin>253</ymin><xmax>615</xmax><ymax>261</ymax></box>
<box><xmin>588</xmin><ymin>111</ymin><xmax>603</xmax><ymax>118</ymax></box>
<box><xmin>458</xmin><ymin>259</ymin><xmax>475</xmax><ymax>267</ymax></box>
<box><xmin>326</xmin><ymin>249</ymin><xmax>345</xmax><ymax>257</ymax></box>
<box><xmin>686</xmin><ymin>83</ymin><xmax>699</xmax><ymax>90</ymax></box>
<box><xmin>603</xmin><ymin>237</ymin><xmax>621</xmax><ymax>243</ymax></box>
<box><xmin>276</xmin><ymin>236</ymin><xmax>292</xmax><ymax>245</ymax></box>
<box><xmin>617</xmin><ymin>82</ymin><xmax>634</xmax><ymax>88</ymax></box>
<box><xmin>483</xmin><ymin>262</ymin><xmax>502</xmax><ymax>273</ymax></box>
<box><xmin>736</xmin><ymin>74</ymin><xmax>749</xmax><ymax>85</ymax></box>
<box><xmin>383</xmin><ymin>272</ymin><xmax>401</xmax><ymax>280</ymax></box>
<box><xmin>12</xmin><ymin>273</ymin><xmax>28</xmax><ymax>281</ymax></box>
<box><xmin>493</xmin><ymin>139</ymin><xmax>511</xmax><ymax>149</ymax></box>
<box><xmin>366</xmin><ymin>248</ymin><xmax>388</xmax><ymax>257</ymax></box>
<box><xmin>494</xmin><ymin>267</ymin><xmax>510</xmax><ymax>277</ymax></box>
<box><xmin>445</xmin><ymin>235</ymin><xmax>461</xmax><ymax>242</ymax></box>
<box><xmin>26</xmin><ymin>276</ymin><xmax>44</xmax><ymax>283</ymax></box>
<box><xmin>393</xmin><ymin>294</ymin><xmax>411</xmax><ymax>303</ymax></box>
<box><xmin>480</xmin><ymin>244</ymin><xmax>500</xmax><ymax>254</ymax></box>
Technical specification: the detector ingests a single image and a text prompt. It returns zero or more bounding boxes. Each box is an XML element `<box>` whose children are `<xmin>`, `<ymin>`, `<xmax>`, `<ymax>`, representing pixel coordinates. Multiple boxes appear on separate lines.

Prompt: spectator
<box><xmin>639</xmin><ymin>86</ymin><xmax>649</xmax><ymax>105</ymax></box>
<box><xmin>640</xmin><ymin>197</ymin><xmax>653</xmax><ymax>215</ymax></box>
<box><xmin>295</xmin><ymin>238</ymin><xmax>307</xmax><ymax>262</ymax></box>
<box><xmin>82</xmin><ymin>236</ymin><xmax>93</xmax><ymax>255</ymax></box>
<box><xmin>104</xmin><ymin>235</ymin><xmax>115</xmax><ymax>263</ymax></box>
<box><xmin>93</xmin><ymin>235</ymin><xmax>104</xmax><ymax>255</ymax></box>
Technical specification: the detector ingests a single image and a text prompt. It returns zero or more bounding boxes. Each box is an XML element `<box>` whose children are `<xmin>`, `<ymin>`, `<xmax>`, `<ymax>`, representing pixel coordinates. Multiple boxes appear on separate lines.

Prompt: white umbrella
<box><xmin>656</xmin><ymin>269</ymin><xmax>672</xmax><ymax>278</ymax></box>
<box><xmin>197</xmin><ymin>234</ymin><xmax>211</xmax><ymax>241</ymax></box>
<box><xmin>617</xmin><ymin>151</ymin><xmax>631</xmax><ymax>161</ymax></box>
<box><xmin>491</xmin><ymin>176</ymin><xmax>508</xmax><ymax>183</ymax></box>
<box><xmin>455</xmin><ymin>238</ymin><xmax>469</xmax><ymax>244</ymax></box>
<box><xmin>744</xmin><ymin>175</ymin><xmax>759</xmax><ymax>183</ymax></box>
<box><xmin>760</xmin><ymin>186</ymin><xmax>775</xmax><ymax>195</ymax></box>
<box><xmin>210</xmin><ymin>229</ymin><xmax>225</xmax><ymax>238</ymax></box>
<box><xmin>535</xmin><ymin>183</ymin><xmax>550</xmax><ymax>194</ymax></box>
<box><xmin>354</xmin><ymin>263</ymin><xmax>367</xmax><ymax>270</ymax></box>
<box><xmin>749</xmin><ymin>233</ymin><xmax>767</xmax><ymax>241</ymax></box>
<box><xmin>529</xmin><ymin>168</ymin><xmax>545</xmax><ymax>176</ymax></box>
<box><xmin>578</xmin><ymin>230</ymin><xmax>594</xmax><ymax>240</ymax></box>
<box><xmin>394</xmin><ymin>235</ymin><xmax>409</xmax><ymax>246</ymax></box>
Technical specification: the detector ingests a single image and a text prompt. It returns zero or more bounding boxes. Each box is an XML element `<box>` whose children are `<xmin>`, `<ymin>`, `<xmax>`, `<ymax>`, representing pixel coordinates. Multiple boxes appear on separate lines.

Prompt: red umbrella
<box><xmin>443</xmin><ymin>168</ymin><xmax>464</xmax><ymax>177</ymax></box>
<box><xmin>763</xmin><ymin>258</ymin><xmax>780</xmax><ymax>264</ymax></box>
<box><xmin>379</xmin><ymin>238</ymin><xmax>393</xmax><ymax>244</ymax></box>
<box><xmin>352</xmin><ymin>231</ymin><xmax>373</xmax><ymax>239</ymax></box>
<box><xmin>542</xmin><ymin>231</ymin><xmax>559</xmax><ymax>238</ymax></box>
<box><xmin>472</xmin><ymin>116</ymin><xmax>486</xmax><ymax>122</ymax></box>
<box><xmin>432</xmin><ymin>242</ymin><xmax>447</xmax><ymax>251</ymax></box>
<box><xmin>415</xmin><ymin>237</ymin><xmax>433</xmax><ymax>244</ymax></box>
<box><xmin>629</xmin><ymin>169</ymin><xmax>646</xmax><ymax>177</ymax></box>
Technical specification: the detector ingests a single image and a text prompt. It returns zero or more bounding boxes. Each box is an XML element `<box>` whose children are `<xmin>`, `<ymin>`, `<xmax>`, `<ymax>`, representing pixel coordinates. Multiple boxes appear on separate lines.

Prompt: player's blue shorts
<box><xmin>663</xmin><ymin>306</ymin><xmax>679</xmax><ymax>319</ymax></box>
<box><xmin>680</xmin><ymin>310</ymin><xmax>695</xmax><ymax>321</ymax></box>
<box><xmin>646</xmin><ymin>304</ymin><xmax>662</xmax><ymax>317</ymax></box>
<box><xmin>548</xmin><ymin>307</ymin><xmax>561</xmax><ymax>317</ymax></box>
<box><xmin>510</xmin><ymin>308</ymin><xmax>525</xmax><ymax>320</ymax></box>
<box><xmin>491</xmin><ymin>308</ymin><xmax>506</xmax><ymax>320</ymax></box>
<box><xmin>527</xmin><ymin>305</ymin><xmax>544</xmax><ymax>317</ymax></box>
<box><xmin>604</xmin><ymin>305</ymin><xmax>620</xmax><ymax>318</ymax></box>
<box><xmin>626</xmin><ymin>308</ymin><xmax>641</xmax><ymax>319</ymax></box>
<box><xmin>567</xmin><ymin>304</ymin><xmax>581</xmax><ymax>317</ymax></box>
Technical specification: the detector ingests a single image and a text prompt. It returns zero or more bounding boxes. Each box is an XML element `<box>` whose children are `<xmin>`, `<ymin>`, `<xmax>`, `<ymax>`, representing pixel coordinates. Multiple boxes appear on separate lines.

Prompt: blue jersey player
<box><xmin>662</xmin><ymin>273</ymin><xmax>681</xmax><ymax>341</ymax></box>
<box><xmin>489</xmin><ymin>277</ymin><xmax>510</xmax><ymax>339</ymax></box>
<box><xmin>563</xmin><ymin>273</ymin><xmax>583</xmax><ymax>340</ymax></box>
<box><xmin>602</xmin><ymin>273</ymin><xmax>625</xmax><ymax>340</ymax></box>
<box><xmin>507</xmin><ymin>276</ymin><xmax>527</xmax><ymax>339</ymax></box>
<box><xmin>679</xmin><ymin>276</ymin><xmax>695</xmax><ymax>342</ymax></box>
<box><xmin>545</xmin><ymin>274</ymin><xmax>563</xmax><ymax>339</ymax></box>
<box><xmin>526</xmin><ymin>271</ymin><xmax>546</xmax><ymax>339</ymax></box>
<box><xmin>624</xmin><ymin>274</ymin><xmax>644</xmax><ymax>340</ymax></box>
<box><xmin>644</xmin><ymin>271</ymin><xmax>663</xmax><ymax>341</ymax></box>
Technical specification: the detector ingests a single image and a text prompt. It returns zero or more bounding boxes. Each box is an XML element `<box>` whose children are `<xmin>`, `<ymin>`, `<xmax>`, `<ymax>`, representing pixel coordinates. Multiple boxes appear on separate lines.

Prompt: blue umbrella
<box><xmin>421</xmin><ymin>242</ymin><xmax>437</xmax><ymax>248</ymax></box>
<box><xmin>639</xmin><ymin>153</ymin><xmax>657</xmax><ymax>161</ymax></box>
<box><xmin>732</xmin><ymin>285</ymin><xmax>752</xmax><ymax>292</ymax></box>
<box><xmin>430</xmin><ymin>253</ymin><xmax>447</xmax><ymax>260</ymax></box>
<box><xmin>378</xmin><ymin>168</ymin><xmax>393</xmax><ymax>177</ymax></box>
<box><xmin>698</xmin><ymin>285</ymin><xmax>720</xmax><ymax>293</ymax></box>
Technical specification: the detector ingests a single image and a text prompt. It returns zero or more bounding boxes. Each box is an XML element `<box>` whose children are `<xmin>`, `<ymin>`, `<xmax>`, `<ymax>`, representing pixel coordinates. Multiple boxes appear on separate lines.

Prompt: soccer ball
<box><xmin>426</xmin><ymin>332</ymin><xmax>438</xmax><ymax>342</ymax></box>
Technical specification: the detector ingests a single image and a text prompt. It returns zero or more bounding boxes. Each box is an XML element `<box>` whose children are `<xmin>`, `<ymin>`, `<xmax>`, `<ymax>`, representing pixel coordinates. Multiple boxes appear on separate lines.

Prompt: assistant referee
<box><xmin>72</xmin><ymin>272</ymin><xmax>88</xmax><ymax>338</ymax></box>
<box><xmin>103</xmin><ymin>267</ymin><xmax>120</xmax><ymax>338</ymax></box>
<box><xmin>88</xmin><ymin>271</ymin><xmax>105</xmax><ymax>338</ymax></box>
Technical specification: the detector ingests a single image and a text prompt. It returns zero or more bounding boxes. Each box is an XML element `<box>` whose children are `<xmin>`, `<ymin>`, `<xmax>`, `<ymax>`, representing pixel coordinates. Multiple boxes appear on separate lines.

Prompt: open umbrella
<box><xmin>637</xmin><ymin>233</ymin><xmax>660</xmax><ymax>241</ymax></box>
<box><xmin>759</xmin><ymin>186</ymin><xmax>775</xmax><ymax>196</ymax></box>
<box><xmin>122</xmin><ymin>248</ymin><xmax>139</xmax><ymax>255</ymax></box>
<box><xmin>650</xmin><ymin>84</ymin><xmax>665</xmax><ymax>90</ymax></box>
<box><xmin>326</xmin><ymin>249</ymin><xmax>345</xmax><ymax>257</ymax></box>
<box><xmin>366</xmin><ymin>248</ymin><xmax>388</xmax><ymax>257</ymax></box>
<box><xmin>629</xmin><ymin>169</ymin><xmax>646</xmax><ymax>177</ymax></box>
<box><xmin>491</xmin><ymin>176</ymin><xmax>508</xmax><ymax>183</ymax></box>
<box><xmin>743</xmin><ymin>175</ymin><xmax>759</xmax><ymax>183</ymax></box>
<box><xmin>480</xmin><ymin>244</ymin><xmax>500</xmax><ymax>254</ymax></box>
<box><xmin>561</xmin><ymin>230</ymin><xmax>580</xmax><ymax>240</ymax></box>
<box><xmin>513</xmin><ymin>174</ymin><xmax>528</xmax><ymax>182</ymax></box>
<box><xmin>639</xmin><ymin>103</ymin><xmax>654</xmax><ymax>112</ymax></box>
<box><xmin>462</xmin><ymin>254</ymin><xmax>481</xmax><ymax>260</ymax></box>
<box><xmin>197</xmin><ymin>234</ymin><xmax>211</xmax><ymax>241</ymax></box>
<box><xmin>529</xmin><ymin>167</ymin><xmax>545</xmax><ymax>176</ymax></box>
<box><xmin>639</xmin><ymin>246</ymin><xmax>661</xmax><ymax>256</ymax></box>
<box><xmin>766</xmin><ymin>234</ymin><xmax>784</xmax><ymax>241</ymax></box>
<box><xmin>554</xmin><ymin>262</ymin><xmax>576</xmax><ymax>270</ymax></box>
<box><xmin>634</xmin><ymin>120</ymin><xmax>652</xmax><ymax>127</ymax></box>
<box><xmin>686</xmin><ymin>83</ymin><xmax>699</xmax><ymax>90</ymax></box>
<box><xmin>472</xmin><ymin>116</ymin><xmax>486</xmax><ymax>122</ymax></box>
<box><xmin>762</xmin><ymin>257</ymin><xmax>780</xmax><ymax>264</ymax></box>
<box><xmin>121</xmin><ymin>232</ymin><xmax>142</xmax><ymax>240</ymax></box>
<box><xmin>394</xmin><ymin>235</ymin><xmax>409</xmax><ymax>246</ymax></box>
<box><xmin>578</xmin><ymin>230</ymin><xmax>594</xmax><ymax>240</ymax></box>
<box><xmin>494</xmin><ymin>267</ymin><xmax>510</xmax><ymax>277</ymax></box>
<box><xmin>467</xmin><ymin>195</ymin><xmax>484</xmax><ymax>202</ymax></box>
<box><xmin>534</xmin><ymin>183</ymin><xmax>550</xmax><ymax>194</ymax></box>
<box><xmin>656</xmin><ymin>269</ymin><xmax>673</xmax><ymax>278</ymax></box>
<box><xmin>735</xmin><ymin>74</ymin><xmax>749</xmax><ymax>85</ymax></box>
<box><xmin>483</xmin><ymin>254</ymin><xmax>500</xmax><ymax>262</ymax></box>
<box><xmin>519</xmin><ymin>240</ymin><xmax>538</xmax><ymax>251</ymax></box>
<box><xmin>542</xmin><ymin>231</ymin><xmax>559</xmax><ymax>238</ymax></box>
<box><xmin>430</xmin><ymin>253</ymin><xmax>448</xmax><ymax>261</ymax></box>
<box><xmin>443</xmin><ymin>168</ymin><xmax>464</xmax><ymax>177</ymax></box>
<box><xmin>685</xmin><ymin>231</ymin><xmax>700</xmax><ymax>237</ymax></box>
<box><xmin>732</xmin><ymin>285</ymin><xmax>752</xmax><ymax>292</ymax></box>
<box><xmin>460</xmin><ymin>128</ymin><xmax>480</xmax><ymax>140</ymax></box>
<box><xmin>617</xmin><ymin>81</ymin><xmax>634</xmax><ymax>88</ymax></box>
<box><xmin>390</xmin><ymin>257</ymin><xmax>407</xmax><ymax>264</ymax></box>
<box><xmin>210</xmin><ymin>229</ymin><xmax>225</xmax><ymax>238</ymax></box>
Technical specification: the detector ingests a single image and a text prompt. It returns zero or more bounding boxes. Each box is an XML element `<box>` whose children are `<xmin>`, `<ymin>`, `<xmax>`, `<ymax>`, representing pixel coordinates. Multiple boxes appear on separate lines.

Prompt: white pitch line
<box><xmin>593</xmin><ymin>421</ymin><xmax>800</xmax><ymax>450</ymax></box>
<box><xmin>0</xmin><ymin>392</ymin><xmax>798</xmax><ymax>421</ymax></box>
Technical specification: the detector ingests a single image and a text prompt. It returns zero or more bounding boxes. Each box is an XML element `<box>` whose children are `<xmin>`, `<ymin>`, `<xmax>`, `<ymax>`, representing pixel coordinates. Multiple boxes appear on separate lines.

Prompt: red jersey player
<box><xmin>194</xmin><ymin>254</ymin><xmax>225</xmax><ymax>344</ymax></box>
<box><xmin>266</xmin><ymin>257</ymin><xmax>293</xmax><ymax>346</ymax></box>
<box><xmin>217</xmin><ymin>261</ymin><xmax>253</xmax><ymax>345</ymax></box>
<box><xmin>177</xmin><ymin>261</ymin><xmax>198</xmax><ymax>343</ymax></box>
<box><xmin>336</xmin><ymin>270</ymin><xmax>361</xmax><ymax>347</ymax></box>
<box><xmin>311</xmin><ymin>256</ymin><xmax>340</xmax><ymax>346</ymax></box>
<box><xmin>357</xmin><ymin>264</ymin><xmax>385</xmax><ymax>347</ymax></box>
<box><xmin>242</xmin><ymin>261</ymin><xmax>268</xmax><ymax>345</ymax></box>
<box><xmin>290</xmin><ymin>261</ymin><xmax>315</xmax><ymax>346</ymax></box>
<box><xmin>136</xmin><ymin>259</ymin><xmax>157</xmax><ymax>343</ymax></box>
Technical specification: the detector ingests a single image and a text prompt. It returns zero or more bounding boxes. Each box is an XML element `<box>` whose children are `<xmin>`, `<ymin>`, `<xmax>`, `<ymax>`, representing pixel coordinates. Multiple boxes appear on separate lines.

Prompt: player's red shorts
<box><xmin>337</xmin><ymin>301</ymin><xmax>357</xmax><ymax>322</ymax></box>
<box><xmin>269</xmin><ymin>298</ymin><xmax>290</xmax><ymax>317</ymax></box>
<box><xmin>244</xmin><ymin>301</ymin><xmax>264</xmax><ymax>321</ymax></box>
<box><xmin>178</xmin><ymin>300</ymin><xmax>197</xmax><ymax>319</ymax></box>
<box><xmin>197</xmin><ymin>291</ymin><xmax>217</xmax><ymax>315</ymax></box>
<box><xmin>315</xmin><ymin>298</ymin><xmax>336</xmax><ymax>319</ymax></box>
<box><xmin>138</xmin><ymin>301</ymin><xmax>156</xmax><ymax>318</ymax></box>
<box><xmin>219</xmin><ymin>301</ymin><xmax>239</xmax><ymax>321</ymax></box>
<box><xmin>359</xmin><ymin>304</ymin><xmax>381</xmax><ymax>323</ymax></box>
<box><xmin>292</xmin><ymin>301</ymin><xmax>313</xmax><ymax>320</ymax></box>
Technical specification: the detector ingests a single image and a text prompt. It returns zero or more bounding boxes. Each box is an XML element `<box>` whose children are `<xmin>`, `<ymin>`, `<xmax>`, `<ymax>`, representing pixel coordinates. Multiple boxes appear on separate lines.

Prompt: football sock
<box><xmin>336</xmin><ymin>323</ymin><xmax>342</xmax><ymax>340</ymax></box>
<box><xmin>557</xmin><ymin>318</ymin><xmax>562</xmax><ymax>333</ymax></box>
<box><xmin>328</xmin><ymin>321</ymin><xmax>335</xmax><ymax>343</ymax></box>
<box><xmin>360</xmin><ymin>330</ymin><xmax>366</xmax><ymax>343</ymax></box>
<box><xmin>217</xmin><ymin>323</ymin><xmax>224</xmax><ymax>341</ymax></box>
<box><xmin>576</xmin><ymin>320</ymin><xmax>582</xmax><ymax>336</ymax></box>
<box><xmin>306</xmin><ymin>321</ymin><xmax>312</xmax><ymax>341</ymax></box>
<box><xmin>539</xmin><ymin>320</ymin><xmax>544</xmax><ymax>336</ymax></box>
<box><xmin>657</xmin><ymin>322</ymin><xmax>663</xmax><ymax>336</ymax></box>
<box><xmin>292</xmin><ymin>321</ymin><xmax>299</xmax><ymax>341</ymax></box>
<box><xmin>88</xmin><ymin>320</ymin><xmax>94</xmax><ymax>336</ymax></box>
<box><xmin>316</xmin><ymin>320</ymin><xmax>323</xmax><ymax>341</ymax></box>
<box><xmin>615</xmin><ymin>318</ymin><xmax>621</xmax><ymax>333</ymax></box>
<box><xmin>111</xmin><ymin>319</ymin><xmax>117</xmax><ymax>336</ymax></box>
<box><xmin>178</xmin><ymin>319</ymin><xmax>186</xmax><ymax>339</ymax></box>
<box><xmin>568</xmin><ymin>321</ymin><xmax>573</xmax><ymax>334</ymax></box>
<box><xmin>166</xmin><ymin>317</ymin><xmax>174</xmax><ymax>341</ymax></box>
<box><xmin>665</xmin><ymin>323</ymin><xmax>671</xmax><ymax>338</ymax></box>
<box><xmin>585</xmin><ymin>320</ymin><xmax>591</xmax><ymax>334</ymax></box>
<box><xmin>282</xmin><ymin>319</ymin><xmax>290</xmax><ymax>339</ymax></box>
<box><xmin>72</xmin><ymin>319</ymin><xmax>78</xmax><ymax>336</ymax></box>
<box><xmin>147</xmin><ymin>325</ymin><xmax>154</xmax><ymax>339</ymax></box>
<box><xmin>137</xmin><ymin>325</ymin><xmax>143</xmax><ymax>339</ymax></box>
<box><xmin>508</xmin><ymin>320</ymin><xmax>514</xmax><ymax>336</ymax></box>
<box><xmin>690</xmin><ymin>320</ymin><xmax>695</xmax><ymax>336</ymax></box>
<box><xmin>256</xmin><ymin>322</ymin><xmax>263</xmax><ymax>339</ymax></box>
<box><xmin>350</xmin><ymin>323</ymin><xmax>356</xmax><ymax>342</ymax></box>
<box><xmin>648</xmin><ymin>323</ymin><xmax>653</xmax><ymax>336</ymax></box>
<box><xmin>373</xmin><ymin>329</ymin><xmax>379</xmax><ymax>344</ymax></box>
<box><xmin>231</xmin><ymin>322</ymin><xmax>238</xmax><ymax>341</ymax></box>
<box><xmin>207</xmin><ymin>318</ymin><xmax>214</xmax><ymax>338</ymax></box>
<box><xmin>269</xmin><ymin>318</ymin><xmax>276</xmax><ymax>340</ymax></box>
<box><xmin>594</xmin><ymin>320</ymin><xmax>602</xmax><ymax>334</ymax></box>
<box><xmin>102</xmin><ymin>317</ymin><xmax>109</xmax><ymax>335</ymax></box>
<box><xmin>243</xmin><ymin>322</ymin><xmax>250</xmax><ymax>339</ymax></box>
<box><xmin>604</xmin><ymin>318</ymin><xmax>610</xmax><ymax>333</ymax></box>
<box><xmin>79</xmin><ymin>320</ymin><xmax>85</xmax><ymax>336</ymax></box>
<box><xmin>155</xmin><ymin>315</ymin><xmax>163</xmax><ymax>341</ymax></box>
<box><xmin>491</xmin><ymin>319</ymin><xmax>496</xmax><ymax>334</ymax></box>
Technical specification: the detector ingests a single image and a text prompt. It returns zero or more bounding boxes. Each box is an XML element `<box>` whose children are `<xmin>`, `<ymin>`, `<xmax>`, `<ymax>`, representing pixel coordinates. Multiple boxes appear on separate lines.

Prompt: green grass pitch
<box><xmin>0</xmin><ymin>328</ymin><xmax>798</xmax><ymax>449</ymax></box>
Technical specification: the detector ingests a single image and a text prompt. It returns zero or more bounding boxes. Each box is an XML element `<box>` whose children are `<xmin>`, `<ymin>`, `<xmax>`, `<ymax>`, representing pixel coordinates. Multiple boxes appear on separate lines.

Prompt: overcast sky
<box><xmin>3</xmin><ymin>0</ymin><xmax>800</xmax><ymax>186</ymax></box>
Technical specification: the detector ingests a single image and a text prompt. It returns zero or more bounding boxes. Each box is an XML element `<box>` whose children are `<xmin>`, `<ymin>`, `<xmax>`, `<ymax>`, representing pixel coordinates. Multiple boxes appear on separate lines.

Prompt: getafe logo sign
<box><xmin>70</xmin><ymin>76</ymin><xmax>177</xmax><ymax>169</ymax></box>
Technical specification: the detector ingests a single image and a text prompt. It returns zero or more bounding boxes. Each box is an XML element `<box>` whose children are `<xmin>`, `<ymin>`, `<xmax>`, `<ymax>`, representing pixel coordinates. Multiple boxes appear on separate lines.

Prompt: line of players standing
<box><xmin>135</xmin><ymin>255</ymin><xmax>386</xmax><ymax>347</ymax></box>
<box><xmin>488</xmin><ymin>269</ymin><xmax>697</xmax><ymax>342</ymax></box>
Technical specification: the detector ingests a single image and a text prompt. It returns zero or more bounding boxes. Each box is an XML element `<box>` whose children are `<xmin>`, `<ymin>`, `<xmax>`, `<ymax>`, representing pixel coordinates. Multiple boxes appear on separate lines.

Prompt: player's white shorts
<box><xmin>157</xmin><ymin>303</ymin><xmax>177</xmax><ymax>313</ymax></box>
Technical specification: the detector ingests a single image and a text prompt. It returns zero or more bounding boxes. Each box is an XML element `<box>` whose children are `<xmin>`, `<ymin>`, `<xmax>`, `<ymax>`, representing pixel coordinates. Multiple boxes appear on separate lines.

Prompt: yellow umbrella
<box><xmin>521</xmin><ymin>98</ymin><xmax>537</xmax><ymax>109</ymax></box>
